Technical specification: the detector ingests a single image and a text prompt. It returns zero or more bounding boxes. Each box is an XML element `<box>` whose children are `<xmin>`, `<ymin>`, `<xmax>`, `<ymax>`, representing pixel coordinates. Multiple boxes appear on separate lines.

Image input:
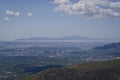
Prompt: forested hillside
<box><xmin>20</xmin><ymin>59</ymin><xmax>120</xmax><ymax>80</ymax></box>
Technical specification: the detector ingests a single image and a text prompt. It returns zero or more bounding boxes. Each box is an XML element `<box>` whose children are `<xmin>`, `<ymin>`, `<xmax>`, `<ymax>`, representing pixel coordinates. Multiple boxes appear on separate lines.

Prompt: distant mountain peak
<box><xmin>61</xmin><ymin>35</ymin><xmax>96</xmax><ymax>40</ymax></box>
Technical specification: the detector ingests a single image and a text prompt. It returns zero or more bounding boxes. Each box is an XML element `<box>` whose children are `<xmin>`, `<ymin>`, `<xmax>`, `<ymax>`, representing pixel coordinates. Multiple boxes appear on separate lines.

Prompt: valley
<box><xmin>0</xmin><ymin>41</ymin><xmax>120</xmax><ymax>80</ymax></box>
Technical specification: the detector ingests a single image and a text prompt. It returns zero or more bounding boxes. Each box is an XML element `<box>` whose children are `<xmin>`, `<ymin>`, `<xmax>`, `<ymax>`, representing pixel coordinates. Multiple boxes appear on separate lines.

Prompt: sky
<box><xmin>0</xmin><ymin>0</ymin><xmax>120</xmax><ymax>41</ymax></box>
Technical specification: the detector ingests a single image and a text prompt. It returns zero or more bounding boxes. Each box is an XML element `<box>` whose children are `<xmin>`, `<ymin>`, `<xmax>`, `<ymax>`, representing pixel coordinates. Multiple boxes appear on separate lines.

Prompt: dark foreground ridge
<box><xmin>20</xmin><ymin>59</ymin><xmax>120</xmax><ymax>80</ymax></box>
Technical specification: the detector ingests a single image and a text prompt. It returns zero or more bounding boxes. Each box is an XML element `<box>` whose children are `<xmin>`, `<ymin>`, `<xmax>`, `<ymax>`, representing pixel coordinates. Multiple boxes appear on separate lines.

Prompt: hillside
<box><xmin>20</xmin><ymin>59</ymin><xmax>120</xmax><ymax>80</ymax></box>
<box><xmin>83</xmin><ymin>42</ymin><xmax>120</xmax><ymax>60</ymax></box>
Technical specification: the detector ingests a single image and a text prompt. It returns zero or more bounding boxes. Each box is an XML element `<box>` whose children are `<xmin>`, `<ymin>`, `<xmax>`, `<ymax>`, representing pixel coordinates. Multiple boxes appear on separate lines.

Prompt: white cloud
<box><xmin>110</xmin><ymin>2</ymin><xmax>120</xmax><ymax>8</ymax></box>
<box><xmin>5</xmin><ymin>10</ymin><xmax>20</xmax><ymax>16</ymax></box>
<box><xmin>53</xmin><ymin>0</ymin><xmax>120</xmax><ymax>18</ymax></box>
<box><xmin>14</xmin><ymin>12</ymin><xmax>20</xmax><ymax>16</ymax></box>
<box><xmin>54</xmin><ymin>0</ymin><xmax>71</xmax><ymax>4</ymax></box>
<box><xmin>6</xmin><ymin>10</ymin><xmax>14</xmax><ymax>15</ymax></box>
<box><xmin>27</xmin><ymin>12</ymin><xmax>32</xmax><ymax>16</ymax></box>
<box><xmin>4</xmin><ymin>17</ymin><xmax>10</xmax><ymax>21</ymax></box>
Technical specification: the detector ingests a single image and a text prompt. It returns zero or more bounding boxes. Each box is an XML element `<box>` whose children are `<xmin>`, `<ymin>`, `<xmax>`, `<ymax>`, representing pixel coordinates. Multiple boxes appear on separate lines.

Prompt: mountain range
<box><xmin>17</xmin><ymin>36</ymin><xmax>97</xmax><ymax>40</ymax></box>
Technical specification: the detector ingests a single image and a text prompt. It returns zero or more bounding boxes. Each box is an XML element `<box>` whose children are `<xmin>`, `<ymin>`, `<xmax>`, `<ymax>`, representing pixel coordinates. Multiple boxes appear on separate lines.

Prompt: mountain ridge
<box><xmin>16</xmin><ymin>36</ymin><xmax>97</xmax><ymax>40</ymax></box>
<box><xmin>20</xmin><ymin>59</ymin><xmax>120</xmax><ymax>80</ymax></box>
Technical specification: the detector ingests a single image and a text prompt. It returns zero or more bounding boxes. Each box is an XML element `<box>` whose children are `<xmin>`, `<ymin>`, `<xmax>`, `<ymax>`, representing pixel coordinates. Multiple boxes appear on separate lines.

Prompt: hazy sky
<box><xmin>0</xmin><ymin>0</ymin><xmax>120</xmax><ymax>41</ymax></box>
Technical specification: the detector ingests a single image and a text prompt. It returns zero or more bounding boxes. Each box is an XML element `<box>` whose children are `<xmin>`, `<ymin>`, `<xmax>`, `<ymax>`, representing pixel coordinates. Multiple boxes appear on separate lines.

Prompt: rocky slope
<box><xmin>20</xmin><ymin>59</ymin><xmax>120</xmax><ymax>80</ymax></box>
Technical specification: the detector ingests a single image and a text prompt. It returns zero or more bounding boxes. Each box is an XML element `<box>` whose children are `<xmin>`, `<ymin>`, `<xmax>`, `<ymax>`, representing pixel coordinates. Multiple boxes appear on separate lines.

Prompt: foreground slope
<box><xmin>20</xmin><ymin>59</ymin><xmax>120</xmax><ymax>80</ymax></box>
